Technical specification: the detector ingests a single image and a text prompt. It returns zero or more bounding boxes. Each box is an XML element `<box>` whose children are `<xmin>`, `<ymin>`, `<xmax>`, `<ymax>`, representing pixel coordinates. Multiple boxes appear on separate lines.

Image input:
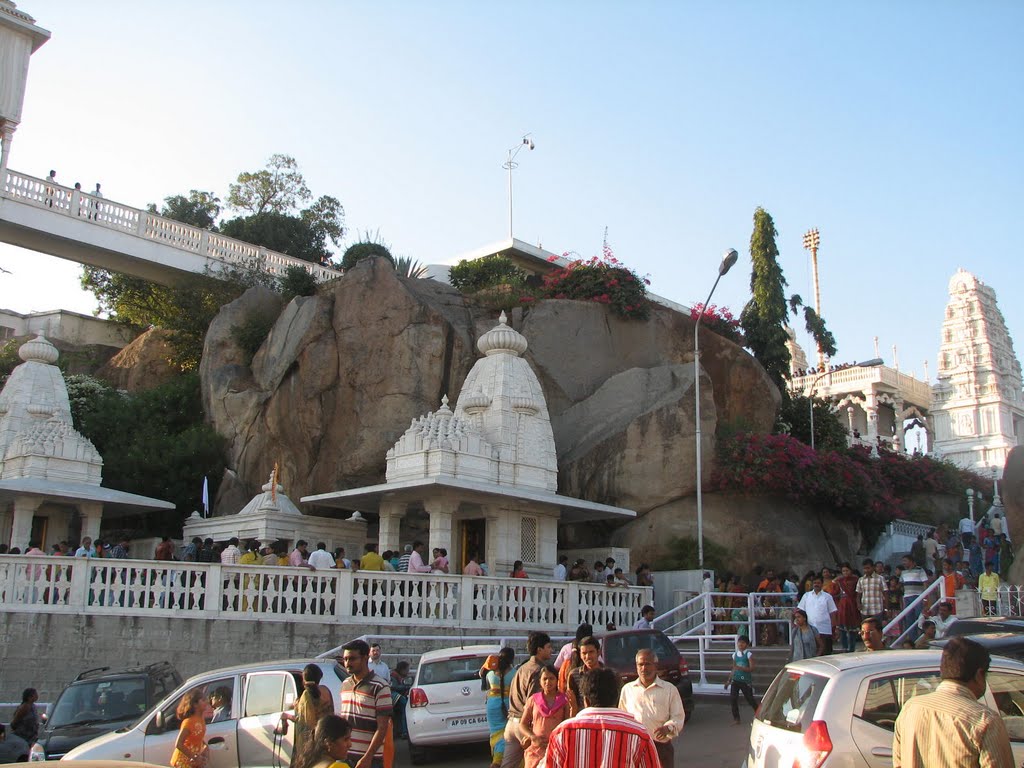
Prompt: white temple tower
<box><xmin>931</xmin><ymin>269</ymin><xmax>1024</xmax><ymax>475</ymax></box>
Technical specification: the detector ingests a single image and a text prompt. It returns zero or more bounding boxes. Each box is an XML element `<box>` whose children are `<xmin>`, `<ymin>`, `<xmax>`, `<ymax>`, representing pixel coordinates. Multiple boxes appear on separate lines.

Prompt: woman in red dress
<box><xmin>834</xmin><ymin>563</ymin><xmax>862</xmax><ymax>653</ymax></box>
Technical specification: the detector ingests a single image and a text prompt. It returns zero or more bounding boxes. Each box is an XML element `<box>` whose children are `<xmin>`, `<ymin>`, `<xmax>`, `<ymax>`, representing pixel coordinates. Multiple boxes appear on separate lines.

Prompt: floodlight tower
<box><xmin>802</xmin><ymin>227</ymin><xmax>825</xmax><ymax>370</ymax></box>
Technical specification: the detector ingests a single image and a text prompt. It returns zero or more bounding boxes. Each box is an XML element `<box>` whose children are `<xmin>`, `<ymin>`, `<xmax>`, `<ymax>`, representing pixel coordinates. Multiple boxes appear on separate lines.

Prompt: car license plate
<box><xmin>447</xmin><ymin>715</ymin><xmax>487</xmax><ymax>728</ymax></box>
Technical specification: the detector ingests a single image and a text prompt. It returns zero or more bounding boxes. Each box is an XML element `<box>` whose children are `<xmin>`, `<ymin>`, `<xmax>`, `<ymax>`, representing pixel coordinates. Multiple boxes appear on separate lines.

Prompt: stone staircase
<box><xmin>676</xmin><ymin>637</ymin><xmax>793</xmax><ymax>693</ymax></box>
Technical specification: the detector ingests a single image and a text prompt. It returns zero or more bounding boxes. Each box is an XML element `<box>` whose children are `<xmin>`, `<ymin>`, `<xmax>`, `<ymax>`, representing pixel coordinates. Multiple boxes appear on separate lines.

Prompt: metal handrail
<box><xmin>882</xmin><ymin>578</ymin><xmax>946</xmax><ymax>647</ymax></box>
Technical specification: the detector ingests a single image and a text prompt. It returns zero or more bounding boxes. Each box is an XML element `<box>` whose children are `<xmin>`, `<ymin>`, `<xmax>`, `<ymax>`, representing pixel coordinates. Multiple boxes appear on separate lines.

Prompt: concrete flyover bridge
<box><xmin>0</xmin><ymin>168</ymin><xmax>343</xmax><ymax>286</ymax></box>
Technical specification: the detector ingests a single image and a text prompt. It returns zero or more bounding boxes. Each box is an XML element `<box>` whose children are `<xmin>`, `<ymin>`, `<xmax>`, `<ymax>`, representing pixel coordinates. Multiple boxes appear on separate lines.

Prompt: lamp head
<box><xmin>525</xmin><ymin>138</ymin><xmax>535</xmax><ymax>150</ymax></box>
<box><xmin>966</xmin><ymin>488</ymin><xmax>975</xmax><ymax>499</ymax></box>
<box><xmin>719</xmin><ymin>248</ymin><xmax>739</xmax><ymax>276</ymax></box>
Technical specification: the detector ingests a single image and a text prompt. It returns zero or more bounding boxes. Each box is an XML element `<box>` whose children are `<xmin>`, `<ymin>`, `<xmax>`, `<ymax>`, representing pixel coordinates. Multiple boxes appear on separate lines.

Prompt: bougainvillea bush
<box><xmin>713</xmin><ymin>431</ymin><xmax>990</xmax><ymax>524</ymax></box>
<box><xmin>528</xmin><ymin>244</ymin><xmax>650</xmax><ymax>320</ymax></box>
<box><xmin>691</xmin><ymin>302</ymin><xmax>743</xmax><ymax>345</ymax></box>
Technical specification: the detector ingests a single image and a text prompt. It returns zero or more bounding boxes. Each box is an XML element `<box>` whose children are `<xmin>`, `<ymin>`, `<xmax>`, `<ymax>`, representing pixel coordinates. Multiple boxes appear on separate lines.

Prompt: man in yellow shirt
<box><xmin>978</xmin><ymin>561</ymin><xmax>1001</xmax><ymax>616</ymax></box>
<box><xmin>360</xmin><ymin>543</ymin><xmax>385</xmax><ymax>571</ymax></box>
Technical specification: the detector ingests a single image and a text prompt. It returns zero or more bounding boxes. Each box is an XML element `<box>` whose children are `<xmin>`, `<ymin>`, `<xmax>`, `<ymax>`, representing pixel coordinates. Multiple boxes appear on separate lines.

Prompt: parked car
<box><xmin>29</xmin><ymin>662</ymin><xmax>181</xmax><ymax>762</ymax></box>
<box><xmin>746</xmin><ymin>649</ymin><xmax>1024</xmax><ymax>768</ymax></box>
<box><xmin>944</xmin><ymin>616</ymin><xmax>1024</xmax><ymax>637</ymax></box>
<box><xmin>932</xmin><ymin>631</ymin><xmax>1024</xmax><ymax>662</ymax></box>
<box><xmin>599</xmin><ymin>629</ymin><xmax>695</xmax><ymax>722</ymax></box>
<box><xmin>62</xmin><ymin>659</ymin><xmax>345</xmax><ymax>767</ymax></box>
<box><xmin>407</xmin><ymin>644</ymin><xmax>498</xmax><ymax>765</ymax></box>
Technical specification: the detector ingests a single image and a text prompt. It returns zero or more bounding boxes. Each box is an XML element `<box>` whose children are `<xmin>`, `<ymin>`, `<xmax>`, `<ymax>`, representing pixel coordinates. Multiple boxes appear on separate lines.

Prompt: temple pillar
<box><xmin>424</xmin><ymin>498</ymin><xmax>457</xmax><ymax>560</ymax></box>
<box><xmin>0</xmin><ymin>122</ymin><xmax>15</xmax><ymax>181</ymax></box>
<box><xmin>10</xmin><ymin>496</ymin><xmax>41</xmax><ymax>549</ymax></box>
<box><xmin>893</xmin><ymin>397</ymin><xmax>906</xmax><ymax>453</ymax></box>
<box><xmin>865</xmin><ymin>389</ymin><xmax>880</xmax><ymax>457</ymax></box>
<box><xmin>378</xmin><ymin>500</ymin><xmax>404</xmax><ymax>554</ymax></box>
<box><xmin>79</xmin><ymin>502</ymin><xmax>102</xmax><ymax>545</ymax></box>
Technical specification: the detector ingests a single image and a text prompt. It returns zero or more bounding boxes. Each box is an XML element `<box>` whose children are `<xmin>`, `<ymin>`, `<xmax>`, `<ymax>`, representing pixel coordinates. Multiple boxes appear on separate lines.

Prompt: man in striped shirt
<box><xmin>339</xmin><ymin>639</ymin><xmax>392</xmax><ymax>768</ymax></box>
<box><xmin>893</xmin><ymin>637</ymin><xmax>1013</xmax><ymax>768</ymax></box>
<box><xmin>545</xmin><ymin>667</ymin><xmax>660</xmax><ymax>768</ymax></box>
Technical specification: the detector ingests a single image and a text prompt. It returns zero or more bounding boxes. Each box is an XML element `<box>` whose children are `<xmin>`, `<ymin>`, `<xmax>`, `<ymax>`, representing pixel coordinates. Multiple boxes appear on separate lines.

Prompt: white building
<box><xmin>303</xmin><ymin>312</ymin><xmax>636</xmax><ymax>576</ymax></box>
<box><xmin>0</xmin><ymin>334</ymin><xmax>172</xmax><ymax>549</ymax></box>
<box><xmin>931</xmin><ymin>269</ymin><xmax>1024</xmax><ymax>475</ymax></box>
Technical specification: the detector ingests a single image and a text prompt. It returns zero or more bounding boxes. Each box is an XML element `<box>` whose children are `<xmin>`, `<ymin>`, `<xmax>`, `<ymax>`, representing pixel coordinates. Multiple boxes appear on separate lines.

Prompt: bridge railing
<box><xmin>1</xmin><ymin>169</ymin><xmax>343</xmax><ymax>283</ymax></box>
<box><xmin>0</xmin><ymin>555</ymin><xmax>650</xmax><ymax>632</ymax></box>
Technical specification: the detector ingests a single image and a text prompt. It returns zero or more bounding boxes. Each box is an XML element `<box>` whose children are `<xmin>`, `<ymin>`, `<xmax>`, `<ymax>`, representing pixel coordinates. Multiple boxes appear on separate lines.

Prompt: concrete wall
<box><xmin>0</xmin><ymin>611</ymin><xmax>533</xmax><ymax>707</ymax></box>
<box><xmin>0</xmin><ymin>308</ymin><xmax>135</xmax><ymax>348</ymax></box>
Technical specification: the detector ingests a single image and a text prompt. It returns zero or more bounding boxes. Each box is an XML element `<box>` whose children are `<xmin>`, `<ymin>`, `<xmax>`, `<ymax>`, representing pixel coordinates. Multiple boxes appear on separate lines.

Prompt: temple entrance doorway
<box><xmin>460</xmin><ymin>519</ymin><xmax>486</xmax><ymax>570</ymax></box>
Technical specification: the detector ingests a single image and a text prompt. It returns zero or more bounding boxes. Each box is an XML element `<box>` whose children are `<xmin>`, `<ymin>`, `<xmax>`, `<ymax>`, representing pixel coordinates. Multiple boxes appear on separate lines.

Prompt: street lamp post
<box><xmin>807</xmin><ymin>358</ymin><xmax>883</xmax><ymax>450</ymax></box>
<box><xmin>503</xmin><ymin>134</ymin><xmax>535</xmax><ymax>239</ymax></box>
<box><xmin>694</xmin><ymin>248</ymin><xmax>739</xmax><ymax>569</ymax></box>
<box><xmin>966</xmin><ymin>488</ymin><xmax>975</xmax><ymax>525</ymax></box>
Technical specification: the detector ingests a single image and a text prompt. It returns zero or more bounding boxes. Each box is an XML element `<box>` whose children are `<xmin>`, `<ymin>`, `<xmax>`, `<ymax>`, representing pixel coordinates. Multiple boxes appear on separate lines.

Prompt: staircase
<box><xmin>676</xmin><ymin>637</ymin><xmax>792</xmax><ymax>694</ymax></box>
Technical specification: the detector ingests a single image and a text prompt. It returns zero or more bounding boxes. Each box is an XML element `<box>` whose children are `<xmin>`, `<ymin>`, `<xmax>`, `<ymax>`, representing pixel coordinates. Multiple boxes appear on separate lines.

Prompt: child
<box><xmin>519</xmin><ymin>665</ymin><xmax>570</xmax><ymax>768</ymax></box>
<box><xmin>294</xmin><ymin>714</ymin><xmax>352</xmax><ymax>768</ymax></box>
<box><xmin>728</xmin><ymin>636</ymin><xmax>757</xmax><ymax>725</ymax></box>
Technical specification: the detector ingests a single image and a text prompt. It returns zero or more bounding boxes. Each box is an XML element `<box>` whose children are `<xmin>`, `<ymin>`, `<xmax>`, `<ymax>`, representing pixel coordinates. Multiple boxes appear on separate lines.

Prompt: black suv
<box><xmin>599</xmin><ymin>629</ymin><xmax>695</xmax><ymax>721</ymax></box>
<box><xmin>31</xmin><ymin>662</ymin><xmax>181</xmax><ymax>761</ymax></box>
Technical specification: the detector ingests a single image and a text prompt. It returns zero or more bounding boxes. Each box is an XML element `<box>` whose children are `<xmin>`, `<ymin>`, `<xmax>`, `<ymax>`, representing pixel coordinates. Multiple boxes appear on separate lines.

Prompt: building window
<box><xmin>520</xmin><ymin>517</ymin><xmax>538</xmax><ymax>563</ymax></box>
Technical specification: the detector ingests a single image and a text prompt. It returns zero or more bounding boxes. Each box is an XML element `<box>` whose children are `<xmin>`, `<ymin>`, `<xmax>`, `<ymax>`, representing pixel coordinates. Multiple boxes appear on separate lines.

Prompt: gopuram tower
<box><xmin>931</xmin><ymin>269</ymin><xmax>1024</xmax><ymax>475</ymax></box>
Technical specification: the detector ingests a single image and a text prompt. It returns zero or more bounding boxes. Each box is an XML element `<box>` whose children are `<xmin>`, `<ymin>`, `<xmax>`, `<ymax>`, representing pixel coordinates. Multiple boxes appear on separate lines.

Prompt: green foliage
<box><xmin>394</xmin><ymin>256</ymin><xmax>429</xmax><ymax>279</ymax></box>
<box><xmin>231</xmin><ymin>310</ymin><xmax>277</xmax><ymax>363</ymax></box>
<box><xmin>228</xmin><ymin>153</ymin><xmax>311</xmax><ymax>215</ymax></box>
<box><xmin>341</xmin><ymin>240</ymin><xmax>396</xmax><ymax>271</ymax></box>
<box><xmin>654</xmin><ymin>536</ymin><xmax>731</xmax><ymax>574</ymax></box>
<box><xmin>740</xmin><ymin>207</ymin><xmax>792</xmax><ymax>392</ymax></box>
<box><xmin>146</xmin><ymin>190</ymin><xmax>221</xmax><ymax>229</ymax></box>
<box><xmin>220</xmin><ymin>212</ymin><xmax>331</xmax><ymax>265</ymax></box>
<box><xmin>740</xmin><ymin>207</ymin><xmax>839</xmax><ymax>394</ymax></box>
<box><xmin>534</xmin><ymin>244</ymin><xmax>650</xmax><ymax>320</ymax></box>
<box><xmin>278</xmin><ymin>264</ymin><xmax>318</xmax><ymax>300</ymax></box>
<box><xmin>776</xmin><ymin>394</ymin><xmax>849</xmax><ymax>451</ymax></box>
<box><xmin>71</xmin><ymin>373</ymin><xmax>227</xmax><ymax>527</ymax></box>
<box><xmin>449</xmin><ymin>254</ymin><xmax>526</xmax><ymax>293</ymax></box>
<box><xmin>0</xmin><ymin>338</ymin><xmax>22</xmax><ymax>380</ymax></box>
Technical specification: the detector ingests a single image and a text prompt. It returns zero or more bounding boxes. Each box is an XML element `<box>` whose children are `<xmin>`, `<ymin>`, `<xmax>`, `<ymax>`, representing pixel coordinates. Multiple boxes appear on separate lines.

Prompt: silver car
<box><xmin>62</xmin><ymin>659</ymin><xmax>345</xmax><ymax>767</ymax></box>
<box><xmin>746</xmin><ymin>650</ymin><xmax>1024</xmax><ymax>768</ymax></box>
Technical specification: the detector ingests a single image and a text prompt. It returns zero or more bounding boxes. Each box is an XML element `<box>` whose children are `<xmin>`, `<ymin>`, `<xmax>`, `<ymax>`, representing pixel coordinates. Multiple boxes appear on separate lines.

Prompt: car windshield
<box><xmin>418</xmin><ymin>655</ymin><xmax>490</xmax><ymax>686</ymax></box>
<box><xmin>757</xmin><ymin>670</ymin><xmax>828</xmax><ymax>733</ymax></box>
<box><xmin>602</xmin><ymin>633</ymin><xmax>678</xmax><ymax>668</ymax></box>
<box><xmin>49</xmin><ymin>677</ymin><xmax>148</xmax><ymax>728</ymax></box>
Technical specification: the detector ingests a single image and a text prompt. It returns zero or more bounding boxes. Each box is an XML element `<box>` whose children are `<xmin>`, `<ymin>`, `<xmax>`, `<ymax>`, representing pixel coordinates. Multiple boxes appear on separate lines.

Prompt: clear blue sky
<box><xmin>2</xmin><ymin>0</ymin><xmax>1021</xmax><ymax>382</ymax></box>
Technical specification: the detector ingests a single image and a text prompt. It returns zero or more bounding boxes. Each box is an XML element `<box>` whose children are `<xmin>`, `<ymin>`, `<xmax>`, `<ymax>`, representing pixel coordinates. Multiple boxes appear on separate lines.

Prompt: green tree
<box><xmin>69</xmin><ymin>373</ymin><xmax>226</xmax><ymax>528</ymax></box>
<box><xmin>228</xmin><ymin>153</ymin><xmax>311</xmax><ymax>215</ymax></box>
<box><xmin>740</xmin><ymin>207</ymin><xmax>838</xmax><ymax>395</ymax></box>
<box><xmin>278</xmin><ymin>264</ymin><xmax>318</xmax><ymax>300</ymax></box>
<box><xmin>776</xmin><ymin>393</ymin><xmax>849</xmax><ymax>451</ymax></box>
<box><xmin>146</xmin><ymin>190</ymin><xmax>221</xmax><ymax>229</ymax></box>
<box><xmin>341</xmin><ymin>239</ymin><xmax>395</xmax><ymax>271</ymax></box>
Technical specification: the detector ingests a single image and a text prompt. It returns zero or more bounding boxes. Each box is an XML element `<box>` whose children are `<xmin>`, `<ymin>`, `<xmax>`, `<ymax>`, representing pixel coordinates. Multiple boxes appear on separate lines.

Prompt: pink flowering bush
<box><xmin>714</xmin><ymin>432</ymin><xmax>996</xmax><ymax>524</ymax></box>
<box><xmin>532</xmin><ymin>244</ymin><xmax>650</xmax><ymax>320</ymax></box>
<box><xmin>691</xmin><ymin>302</ymin><xmax>743</xmax><ymax>345</ymax></box>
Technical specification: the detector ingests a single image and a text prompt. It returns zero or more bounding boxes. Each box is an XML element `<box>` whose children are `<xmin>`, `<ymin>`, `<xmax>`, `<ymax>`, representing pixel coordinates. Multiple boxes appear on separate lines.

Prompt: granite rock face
<box><xmin>95</xmin><ymin>327</ymin><xmax>180</xmax><ymax>392</ymax></box>
<box><xmin>199</xmin><ymin>259</ymin><xmax>781</xmax><ymax>536</ymax></box>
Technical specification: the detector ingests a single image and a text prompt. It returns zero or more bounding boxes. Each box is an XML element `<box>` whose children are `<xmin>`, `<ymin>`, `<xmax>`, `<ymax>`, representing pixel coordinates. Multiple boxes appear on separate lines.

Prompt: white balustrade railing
<box><xmin>0</xmin><ymin>169</ymin><xmax>343</xmax><ymax>283</ymax></box>
<box><xmin>0</xmin><ymin>555</ymin><xmax>650</xmax><ymax>632</ymax></box>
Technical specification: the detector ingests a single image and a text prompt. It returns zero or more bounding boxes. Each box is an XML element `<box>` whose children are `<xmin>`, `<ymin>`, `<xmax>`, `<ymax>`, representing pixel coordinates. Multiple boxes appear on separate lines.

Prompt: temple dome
<box><xmin>477</xmin><ymin>312</ymin><xmax>528</xmax><ymax>357</ymax></box>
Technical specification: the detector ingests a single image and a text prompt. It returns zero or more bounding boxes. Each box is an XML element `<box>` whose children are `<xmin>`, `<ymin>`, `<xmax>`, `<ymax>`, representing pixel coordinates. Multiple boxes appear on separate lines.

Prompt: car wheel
<box><xmin>409</xmin><ymin>742</ymin><xmax>432</xmax><ymax>765</ymax></box>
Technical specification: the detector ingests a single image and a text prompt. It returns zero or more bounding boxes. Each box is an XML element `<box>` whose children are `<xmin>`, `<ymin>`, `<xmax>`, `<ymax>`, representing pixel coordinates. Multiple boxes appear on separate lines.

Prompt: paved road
<box><xmin>393</xmin><ymin>696</ymin><xmax>751</xmax><ymax>767</ymax></box>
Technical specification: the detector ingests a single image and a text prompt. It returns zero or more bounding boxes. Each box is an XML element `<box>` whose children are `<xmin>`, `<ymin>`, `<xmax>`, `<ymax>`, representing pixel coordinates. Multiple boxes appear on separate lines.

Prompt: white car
<box><xmin>746</xmin><ymin>650</ymin><xmax>1024</xmax><ymax>768</ymax></box>
<box><xmin>62</xmin><ymin>659</ymin><xmax>345</xmax><ymax>767</ymax></box>
<box><xmin>407</xmin><ymin>644</ymin><xmax>499</xmax><ymax>765</ymax></box>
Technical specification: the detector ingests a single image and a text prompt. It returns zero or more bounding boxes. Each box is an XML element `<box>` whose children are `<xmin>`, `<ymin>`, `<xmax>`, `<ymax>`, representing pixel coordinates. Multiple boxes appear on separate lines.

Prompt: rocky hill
<box><xmin>198</xmin><ymin>257</ymin><xmax>781</xmax><ymax>564</ymax></box>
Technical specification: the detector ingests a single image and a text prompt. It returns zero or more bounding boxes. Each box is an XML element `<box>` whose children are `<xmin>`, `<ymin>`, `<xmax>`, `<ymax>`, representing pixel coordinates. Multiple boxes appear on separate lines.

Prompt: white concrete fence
<box><xmin>1</xmin><ymin>169</ymin><xmax>342</xmax><ymax>283</ymax></box>
<box><xmin>0</xmin><ymin>555</ymin><xmax>650</xmax><ymax>632</ymax></box>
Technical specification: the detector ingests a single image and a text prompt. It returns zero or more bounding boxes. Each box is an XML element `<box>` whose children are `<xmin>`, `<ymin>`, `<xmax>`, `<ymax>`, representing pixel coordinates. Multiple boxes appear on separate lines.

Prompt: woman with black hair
<box><xmin>293</xmin><ymin>714</ymin><xmax>352</xmax><ymax>768</ymax></box>
<box><xmin>10</xmin><ymin>688</ymin><xmax>40</xmax><ymax>748</ymax></box>
<box><xmin>282</xmin><ymin>664</ymin><xmax>335</xmax><ymax>767</ymax></box>
<box><xmin>484</xmin><ymin>647</ymin><xmax>517</xmax><ymax>768</ymax></box>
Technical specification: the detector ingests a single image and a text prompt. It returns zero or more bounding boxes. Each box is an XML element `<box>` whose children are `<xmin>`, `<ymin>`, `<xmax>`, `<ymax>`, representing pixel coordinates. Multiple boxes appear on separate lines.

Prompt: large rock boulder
<box><xmin>95</xmin><ymin>327</ymin><xmax>179</xmax><ymax>392</ymax></box>
<box><xmin>199</xmin><ymin>260</ymin><xmax>780</xmax><ymax>537</ymax></box>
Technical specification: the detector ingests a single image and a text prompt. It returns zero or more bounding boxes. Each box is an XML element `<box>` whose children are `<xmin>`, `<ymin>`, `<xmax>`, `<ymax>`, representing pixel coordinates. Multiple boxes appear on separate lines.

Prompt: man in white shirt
<box><xmin>959</xmin><ymin>515</ymin><xmax>976</xmax><ymax>542</ymax></box>
<box><xmin>901</xmin><ymin>554</ymin><xmax>929</xmax><ymax>640</ymax></box>
<box><xmin>368</xmin><ymin>643</ymin><xmax>390</xmax><ymax>680</ymax></box>
<box><xmin>797</xmin><ymin>577</ymin><xmax>838</xmax><ymax>654</ymax></box>
<box><xmin>618</xmin><ymin>649</ymin><xmax>685</xmax><ymax>768</ymax></box>
<box><xmin>308</xmin><ymin>542</ymin><xmax>336</xmax><ymax>570</ymax></box>
<box><xmin>919</xmin><ymin>600</ymin><xmax>958</xmax><ymax>639</ymax></box>
<box><xmin>553</xmin><ymin>555</ymin><xmax>568</xmax><ymax>581</ymax></box>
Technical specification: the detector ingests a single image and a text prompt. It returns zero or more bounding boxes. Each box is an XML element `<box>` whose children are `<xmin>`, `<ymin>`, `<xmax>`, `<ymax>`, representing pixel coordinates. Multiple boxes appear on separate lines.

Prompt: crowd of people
<box><xmin>710</xmin><ymin>510</ymin><xmax>1014</xmax><ymax>658</ymax></box>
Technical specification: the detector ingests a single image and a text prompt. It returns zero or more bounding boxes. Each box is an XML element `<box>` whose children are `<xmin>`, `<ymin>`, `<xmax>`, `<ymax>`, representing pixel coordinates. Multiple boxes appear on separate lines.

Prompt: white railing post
<box><xmin>203</xmin><ymin>564</ymin><xmax>223</xmax><ymax>618</ymax></box>
<box><xmin>335</xmin><ymin>569</ymin><xmax>353</xmax><ymax>621</ymax></box>
<box><xmin>748</xmin><ymin>593</ymin><xmax>757</xmax><ymax>647</ymax></box>
<box><xmin>566</xmin><ymin>581</ymin><xmax>580</xmax><ymax>629</ymax></box>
